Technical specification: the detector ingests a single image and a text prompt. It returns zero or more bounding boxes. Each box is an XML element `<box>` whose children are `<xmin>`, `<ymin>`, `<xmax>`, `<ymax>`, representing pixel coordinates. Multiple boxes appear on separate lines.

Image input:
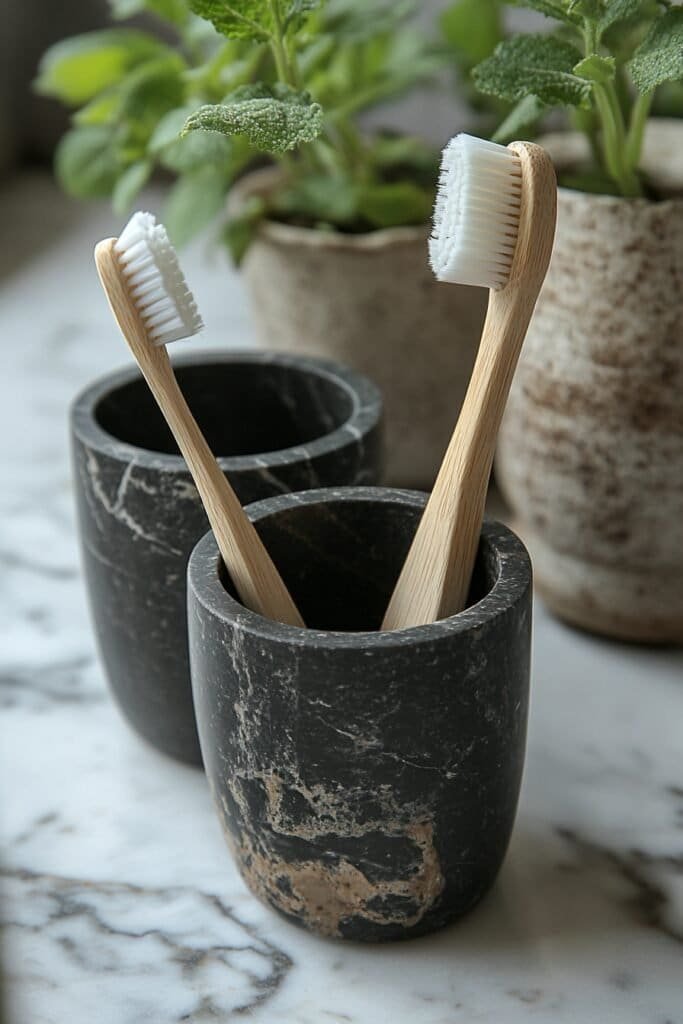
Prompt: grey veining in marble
<box><xmin>1</xmin><ymin>173</ymin><xmax>683</xmax><ymax>1024</ymax></box>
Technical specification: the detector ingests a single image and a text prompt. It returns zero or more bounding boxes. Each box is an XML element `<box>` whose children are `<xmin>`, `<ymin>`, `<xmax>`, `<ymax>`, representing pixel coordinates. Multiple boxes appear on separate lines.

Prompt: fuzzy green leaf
<box><xmin>492</xmin><ymin>93</ymin><xmax>547</xmax><ymax>141</ymax></box>
<box><xmin>182</xmin><ymin>85</ymin><xmax>323</xmax><ymax>153</ymax></box>
<box><xmin>55</xmin><ymin>126</ymin><xmax>120</xmax><ymax>198</ymax></box>
<box><xmin>112</xmin><ymin>160</ymin><xmax>152</xmax><ymax>213</ymax></box>
<box><xmin>441</xmin><ymin>0</ymin><xmax>503</xmax><ymax>66</ymax></box>
<box><xmin>599</xmin><ymin>0</ymin><xmax>649</xmax><ymax>32</ymax></box>
<box><xmin>507</xmin><ymin>0</ymin><xmax>581</xmax><ymax>24</ymax></box>
<box><xmin>163</xmin><ymin>166</ymin><xmax>229</xmax><ymax>245</ymax></box>
<box><xmin>187</xmin><ymin>0</ymin><xmax>272</xmax><ymax>40</ymax></box>
<box><xmin>224</xmin><ymin>196</ymin><xmax>267</xmax><ymax>264</ymax></box>
<box><xmin>573</xmin><ymin>53</ymin><xmax>616</xmax><ymax>84</ymax></box>
<box><xmin>473</xmin><ymin>34</ymin><xmax>591</xmax><ymax>108</ymax></box>
<box><xmin>35</xmin><ymin>30</ymin><xmax>165</xmax><ymax>104</ymax></box>
<box><xmin>357</xmin><ymin>182</ymin><xmax>432</xmax><ymax>228</ymax></box>
<box><xmin>629</xmin><ymin>7</ymin><xmax>683</xmax><ymax>93</ymax></box>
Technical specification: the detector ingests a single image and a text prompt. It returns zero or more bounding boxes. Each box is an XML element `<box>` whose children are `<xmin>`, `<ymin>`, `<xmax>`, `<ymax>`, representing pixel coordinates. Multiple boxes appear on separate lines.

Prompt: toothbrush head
<box><xmin>429</xmin><ymin>134</ymin><xmax>523</xmax><ymax>290</ymax></box>
<box><xmin>113</xmin><ymin>211</ymin><xmax>203</xmax><ymax>346</ymax></box>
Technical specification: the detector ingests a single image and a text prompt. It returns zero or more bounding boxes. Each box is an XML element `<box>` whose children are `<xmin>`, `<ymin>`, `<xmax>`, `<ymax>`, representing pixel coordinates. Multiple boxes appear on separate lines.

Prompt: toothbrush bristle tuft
<box><xmin>429</xmin><ymin>134</ymin><xmax>522</xmax><ymax>290</ymax></box>
<box><xmin>114</xmin><ymin>211</ymin><xmax>203</xmax><ymax>346</ymax></box>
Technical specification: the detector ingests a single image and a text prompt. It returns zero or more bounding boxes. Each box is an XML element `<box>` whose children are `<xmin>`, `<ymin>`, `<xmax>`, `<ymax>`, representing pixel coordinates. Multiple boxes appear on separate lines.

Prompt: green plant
<box><xmin>36</xmin><ymin>0</ymin><xmax>443</xmax><ymax>259</ymax></box>
<box><xmin>470</xmin><ymin>0</ymin><xmax>683</xmax><ymax>197</ymax></box>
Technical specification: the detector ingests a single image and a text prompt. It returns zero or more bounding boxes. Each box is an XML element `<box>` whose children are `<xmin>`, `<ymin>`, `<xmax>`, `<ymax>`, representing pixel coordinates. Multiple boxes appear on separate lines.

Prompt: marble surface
<box><xmin>1</xmin><ymin>173</ymin><xmax>682</xmax><ymax>1023</ymax></box>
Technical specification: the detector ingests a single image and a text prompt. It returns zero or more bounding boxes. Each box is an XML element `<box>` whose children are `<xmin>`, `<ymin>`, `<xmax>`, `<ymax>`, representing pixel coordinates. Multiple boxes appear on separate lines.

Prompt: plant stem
<box><xmin>580</xmin><ymin>16</ymin><xmax>642</xmax><ymax>198</ymax></box>
<box><xmin>570</xmin><ymin>106</ymin><xmax>601</xmax><ymax>169</ymax></box>
<box><xmin>593</xmin><ymin>82</ymin><xmax>642</xmax><ymax>196</ymax></box>
<box><xmin>626</xmin><ymin>90</ymin><xmax>653</xmax><ymax>171</ymax></box>
<box><xmin>264</xmin><ymin>0</ymin><xmax>322</xmax><ymax>178</ymax></box>
<box><xmin>584</xmin><ymin>19</ymin><xmax>599</xmax><ymax>55</ymax></box>
<box><xmin>269</xmin><ymin>36</ymin><xmax>290</xmax><ymax>84</ymax></box>
<box><xmin>267</xmin><ymin>0</ymin><xmax>301</xmax><ymax>88</ymax></box>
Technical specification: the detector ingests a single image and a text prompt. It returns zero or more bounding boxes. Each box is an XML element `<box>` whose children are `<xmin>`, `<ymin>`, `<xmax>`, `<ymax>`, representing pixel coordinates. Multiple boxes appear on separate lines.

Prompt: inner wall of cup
<box><xmin>95</xmin><ymin>362</ymin><xmax>355</xmax><ymax>457</ymax></box>
<box><xmin>219</xmin><ymin>499</ymin><xmax>498</xmax><ymax>631</ymax></box>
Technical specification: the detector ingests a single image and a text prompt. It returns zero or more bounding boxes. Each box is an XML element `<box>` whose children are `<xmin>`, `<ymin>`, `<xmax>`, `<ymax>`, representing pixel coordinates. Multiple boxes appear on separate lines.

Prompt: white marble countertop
<box><xmin>2</xmin><ymin>173</ymin><xmax>682</xmax><ymax>1024</ymax></box>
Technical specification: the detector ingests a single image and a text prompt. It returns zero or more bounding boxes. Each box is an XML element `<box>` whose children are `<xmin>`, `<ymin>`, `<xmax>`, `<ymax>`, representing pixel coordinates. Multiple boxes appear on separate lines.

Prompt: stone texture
<box><xmin>497</xmin><ymin>127</ymin><xmax>683</xmax><ymax>643</ymax></box>
<box><xmin>187</xmin><ymin>487</ymin><xmax>532</xmax><ymax>941</ymax></box>
<box><xmin>70</xmin><ymin>352</ymin><xmax>383</xmax><ymax>765</ymax></box>
<box><xmin>231</xmin><ymin>169</ymin><xmax>488</xmax><ymax>489</ymax></box>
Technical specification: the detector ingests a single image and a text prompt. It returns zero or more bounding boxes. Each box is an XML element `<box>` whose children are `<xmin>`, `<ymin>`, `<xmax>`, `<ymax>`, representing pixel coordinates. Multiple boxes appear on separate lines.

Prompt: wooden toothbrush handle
<box><xmin>381</xmin><ymin>295</ymin><xmax>529</xmax><ymax>631</ymax></box>
<box><xmin>143</xmin><ymin>348</ymin><xmax>305</xmax><ymax>627</ymax></box>
<box><xmin>94</xmin><ymin>240</ymin><xmax>304</xmax><ymax>627</ymax></box>
<box><xmin>382</xmin><ymin>142</ymin><xmax>556</xmax><ymax>631</ymax></box>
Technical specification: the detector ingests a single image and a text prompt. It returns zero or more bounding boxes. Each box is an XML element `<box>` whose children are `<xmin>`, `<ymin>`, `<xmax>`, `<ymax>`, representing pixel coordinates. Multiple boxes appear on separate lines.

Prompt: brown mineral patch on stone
<box><xmin>234</xmin><ymin>818</ymin><xmax>443</xmax><ymax>938</ymax></box>
<box><xmin>215</xmin><ymin>777</ymin><xmax>445</xmax><ymax>938</ymax></box>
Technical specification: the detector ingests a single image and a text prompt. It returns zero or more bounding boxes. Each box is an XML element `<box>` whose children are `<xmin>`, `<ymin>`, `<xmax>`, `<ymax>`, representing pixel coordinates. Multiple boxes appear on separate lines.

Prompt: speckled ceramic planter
<box><xmin>496</xmin><ymin>122</ymin><xmax>683</xmax><ymax>644</ymax></box>
<box><xmin>70</xmin><ymin>352</ymin><xmax>383</xmax><ymax>765</ymax></box>
<box><xmin>231</xmin><ymin>168</ymin><xmax>487</xmax><ymax>488</ymax></box>
<box><xmin>188</xmin><ymin>487</ymin><xmax>532</xmax><ymax>941</ymax></box>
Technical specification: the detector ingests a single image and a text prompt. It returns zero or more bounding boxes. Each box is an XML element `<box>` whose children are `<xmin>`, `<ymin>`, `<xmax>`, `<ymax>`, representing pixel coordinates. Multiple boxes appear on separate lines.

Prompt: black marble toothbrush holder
<box><xmin>71</xmin><ymin>352</ymin><xmax>383</xmax><ymax>765</ymax></box>
<box><xmin>187</xmin><ymin>486</ymin><xmax>532</xmax><ymax>941</ymax></box>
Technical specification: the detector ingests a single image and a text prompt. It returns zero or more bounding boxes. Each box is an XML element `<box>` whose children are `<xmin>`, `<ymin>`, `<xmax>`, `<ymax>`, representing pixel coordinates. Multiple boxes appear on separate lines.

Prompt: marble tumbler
<box><xmin>187</xmin><ymin>487</ymin><xmax>532</xmax><ymax>941</ymax></box>
<box><xmin>70</xmin><ymin>352</ymin><xmax>383</xmax><ymax>765</ymax></box>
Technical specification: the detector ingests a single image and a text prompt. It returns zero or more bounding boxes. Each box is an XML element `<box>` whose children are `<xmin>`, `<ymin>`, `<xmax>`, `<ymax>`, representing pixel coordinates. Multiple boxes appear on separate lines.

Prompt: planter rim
<box><xmin>231</xmin><ymin>166</ymin><xmax>430</xmax><ymax>251</ymax></box>
<box><xmin>70</xmin><ymin>349</ymin><xmax>381</xmax><ymax>474</ymax></box>
<box><xmin>187</xmin><ymin>486</ymin><xmax>532</xmax><ymax>649</ymax></box>
<box><xmin>256</xmin><ymin>218</ymin><xmax>429</xmax><ymax>251</ymax></box>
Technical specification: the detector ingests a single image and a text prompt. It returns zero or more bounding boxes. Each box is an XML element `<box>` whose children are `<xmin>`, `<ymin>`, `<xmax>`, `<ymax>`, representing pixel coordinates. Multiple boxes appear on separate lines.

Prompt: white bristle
<box><xmin>114</xmin><ymin>211</ymin><xmax>204</xmax><ymax>346</ymax></box>
<box><xmin>429</xmin><ymin>134</ymin><xmax>522</xmax><ymax>290</ymax></box>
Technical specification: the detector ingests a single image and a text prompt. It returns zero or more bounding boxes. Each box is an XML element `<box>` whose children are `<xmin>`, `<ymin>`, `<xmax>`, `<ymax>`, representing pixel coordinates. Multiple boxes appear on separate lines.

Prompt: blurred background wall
<box><xmin>1</xmin><ymin>1</ymin><xmax>110</xmax><ymax>172</ymax></box>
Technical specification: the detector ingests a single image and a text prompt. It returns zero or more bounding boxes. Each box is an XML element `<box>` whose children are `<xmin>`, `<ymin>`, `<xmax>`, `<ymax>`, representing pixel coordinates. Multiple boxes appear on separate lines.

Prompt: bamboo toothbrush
<box><xmin>95</xmin><ymin>211</ymin><xmax>305</xmax><ymax>628</ymax></box>
<box><xmin>382</xmin><ymin>135</ymin><xmax>556</xmax><ymax>631</ymax></box>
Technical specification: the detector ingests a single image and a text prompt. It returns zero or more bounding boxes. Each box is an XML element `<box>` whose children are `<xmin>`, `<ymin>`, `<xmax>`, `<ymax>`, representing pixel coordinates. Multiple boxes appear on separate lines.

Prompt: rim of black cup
<box><xmin>70</xmin><ymin>349</ymin><xmax>382</xmax><ymax>473</ymax></box>
<box><xmin>188</xmin><ymin>487</ymin><xmax>532</xmax><ymax>649</ymax></box>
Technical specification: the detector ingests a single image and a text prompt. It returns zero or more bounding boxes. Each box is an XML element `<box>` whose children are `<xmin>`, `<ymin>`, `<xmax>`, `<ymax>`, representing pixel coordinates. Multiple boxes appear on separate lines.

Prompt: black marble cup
<box><xmin>70</xmin><ymin>352</ymin><xmax>383</xmax><ymax>765</ymax></box>
<box><xmin>187</xmin><ymin>487</ymin><xmax>532</xmax><ymax>942</ymax></box>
